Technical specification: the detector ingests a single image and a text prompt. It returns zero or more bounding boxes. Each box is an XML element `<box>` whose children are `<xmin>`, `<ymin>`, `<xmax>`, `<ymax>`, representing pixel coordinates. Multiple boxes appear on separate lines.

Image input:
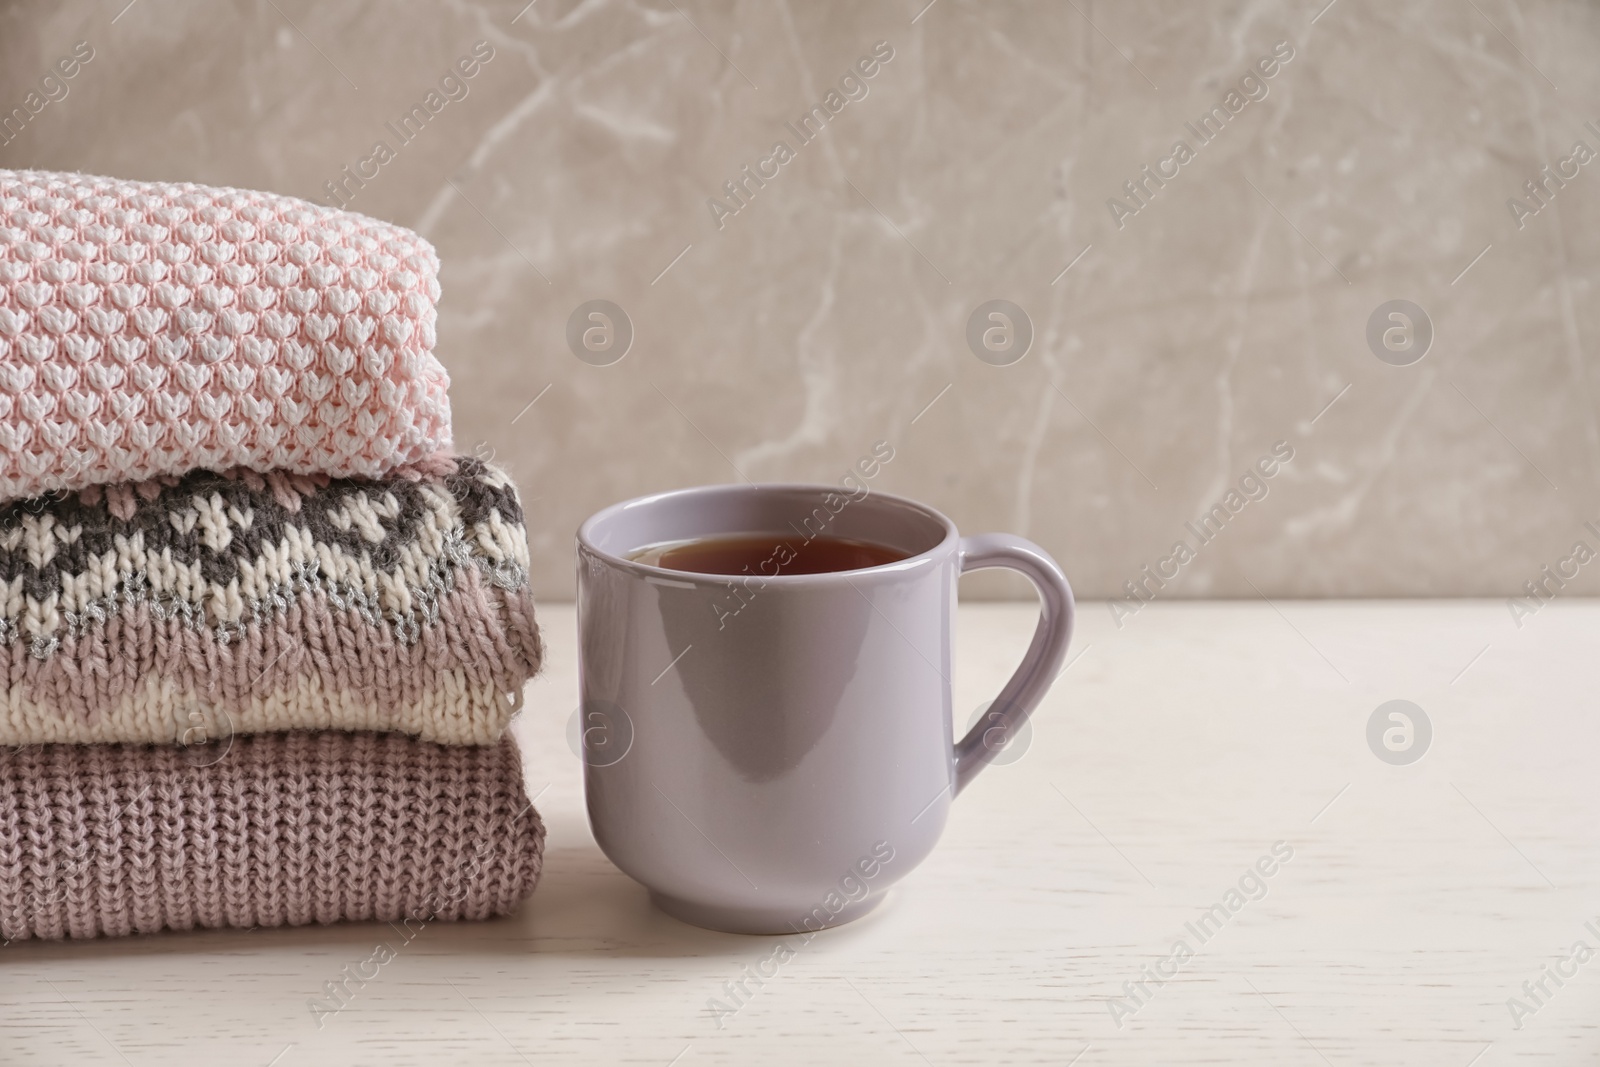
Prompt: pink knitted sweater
<box><xmin>0</xmin><ymin>170</ymin><xmax>453</xmax><ymax>501</ymax></box>
<box><xmin>0</xmin><ymin>730</ymin><xmax>544</xmax><ymax>941</ymax></box>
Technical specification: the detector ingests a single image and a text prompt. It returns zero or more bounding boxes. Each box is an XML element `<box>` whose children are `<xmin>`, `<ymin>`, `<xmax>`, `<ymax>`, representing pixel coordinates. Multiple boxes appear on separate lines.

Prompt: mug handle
<box><xmin>952</xmin><ymin>534</ymin><xmax>1076</xmax><ymax>794</ymax></box>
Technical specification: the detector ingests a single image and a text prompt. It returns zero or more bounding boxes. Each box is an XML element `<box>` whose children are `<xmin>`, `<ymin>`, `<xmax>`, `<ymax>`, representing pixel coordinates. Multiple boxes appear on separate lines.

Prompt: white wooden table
<box><xmin>4</xmin><ymin>601</ymin><xmax>1597</xmax><ymax>1065</ymax></box>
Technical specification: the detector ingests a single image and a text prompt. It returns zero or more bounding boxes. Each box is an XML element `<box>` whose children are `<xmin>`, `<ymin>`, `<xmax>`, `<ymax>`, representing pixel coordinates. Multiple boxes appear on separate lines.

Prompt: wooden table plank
<box><xmin>3</xmin><ymin>602</ymin><xmax>1597</xmax><ymax>1065</ymax></box>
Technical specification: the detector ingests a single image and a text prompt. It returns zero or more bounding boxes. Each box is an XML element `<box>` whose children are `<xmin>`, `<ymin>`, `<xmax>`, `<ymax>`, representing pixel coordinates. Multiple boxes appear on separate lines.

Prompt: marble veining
<box><xmin>0</xmin><ymin>0</ymin><xmax>1594</xmax><ymax>600</ymax></box>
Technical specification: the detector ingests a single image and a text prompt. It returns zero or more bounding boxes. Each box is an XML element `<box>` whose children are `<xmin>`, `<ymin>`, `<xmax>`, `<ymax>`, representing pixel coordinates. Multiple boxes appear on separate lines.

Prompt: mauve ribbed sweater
<box><xmin>0</xmin><ymin>730</ymin><xmax>544</xmax><ymax>942</ymax></box>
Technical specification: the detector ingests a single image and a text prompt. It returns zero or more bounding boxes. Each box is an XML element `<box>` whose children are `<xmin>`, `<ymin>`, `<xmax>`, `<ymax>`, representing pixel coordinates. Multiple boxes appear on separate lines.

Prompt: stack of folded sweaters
<box><xmin>0</xmin><ymin>170</ymin><xmax>546</xmax><ymax>942</ymax></box>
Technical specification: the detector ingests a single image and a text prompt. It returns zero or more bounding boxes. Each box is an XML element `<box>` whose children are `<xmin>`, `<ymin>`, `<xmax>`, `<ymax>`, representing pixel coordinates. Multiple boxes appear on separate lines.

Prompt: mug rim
<box><xmin>576</xmin><ymin>482</ymin><xmax>959</xmax><ymax>584</ymax></box>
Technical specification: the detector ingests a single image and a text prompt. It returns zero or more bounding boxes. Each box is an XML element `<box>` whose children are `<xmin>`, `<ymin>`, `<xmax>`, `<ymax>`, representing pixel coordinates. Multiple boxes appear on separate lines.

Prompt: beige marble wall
<box><xmin>3</xmin><ymin>0</ymin><xmax>1596</xmax><ymax>602</ymax></box>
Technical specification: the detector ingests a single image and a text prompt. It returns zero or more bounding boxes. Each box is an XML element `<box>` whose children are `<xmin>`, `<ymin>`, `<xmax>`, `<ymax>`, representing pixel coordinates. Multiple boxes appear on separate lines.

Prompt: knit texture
<box><xmin>0</xmin><ymin>169</ymin><xmax>452</xmax><ymax>501</ymax></box>
<box><xmin>0</xmin><ymin>454</ymin><xmax>541</xmax><ymax>746</ymax></box>
<box><xmin>0</xmin><ymin>730</ymin><xmax>544</xmax><ymax>941</ymax></box>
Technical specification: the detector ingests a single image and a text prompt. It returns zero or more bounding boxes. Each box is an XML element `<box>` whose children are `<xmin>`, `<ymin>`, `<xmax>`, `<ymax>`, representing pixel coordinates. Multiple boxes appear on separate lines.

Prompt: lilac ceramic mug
<box><xmin>576</xmin><ymin>483</ymin><xmax>1074</xmax><ymax>934</ymax></box>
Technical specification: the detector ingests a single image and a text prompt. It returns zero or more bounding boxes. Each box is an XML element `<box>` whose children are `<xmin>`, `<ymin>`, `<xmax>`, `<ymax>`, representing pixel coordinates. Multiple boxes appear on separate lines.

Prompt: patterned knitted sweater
<box><xmin>0</xmin><ymin>169</ymin><xmax>452</xmax><ymax>501</ymax></box>
<box><xmin>0</xmin><ymin>730</ymin><xmax>545</xmax><ymax>941</ymax></box>
<box><xmin>0</xmin><ymin>454</ymin><xmax>541</xmax><ymax>746</ymax></box>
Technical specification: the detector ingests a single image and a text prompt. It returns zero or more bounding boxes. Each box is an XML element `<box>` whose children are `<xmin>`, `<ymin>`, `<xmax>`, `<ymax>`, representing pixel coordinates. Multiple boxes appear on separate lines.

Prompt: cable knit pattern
<box><xmin>0</xmin><ymin>454</ymin><xmax>541</xmax><ymax>746</ymax></box>
<box><xmin>0</xmin><ymin>731</ymin><xmax>544</xmax><ymax>941</ymax></box>
<box><xmin>0</xmin><ymin>169</ymin><xmax>452</xmax><ymax>501</ymax></box>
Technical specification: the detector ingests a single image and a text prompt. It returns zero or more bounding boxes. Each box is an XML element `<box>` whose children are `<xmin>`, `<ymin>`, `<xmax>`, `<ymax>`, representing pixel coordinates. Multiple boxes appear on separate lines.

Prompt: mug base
<box><xmin>650</xmin><ymin>891</ymin><xmax>885</xmax><ymax>935</ymax></box>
